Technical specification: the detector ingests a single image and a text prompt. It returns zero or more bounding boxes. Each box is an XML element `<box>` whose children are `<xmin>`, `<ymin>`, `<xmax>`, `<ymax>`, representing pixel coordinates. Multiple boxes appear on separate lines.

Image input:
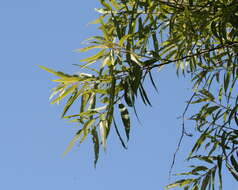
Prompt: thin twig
<box><xmin>146</xmin><ymin>43</ymin><xmax>238</xmax><ymax>70</ymax></box>
<box><xmin>168</xmin><ymin>93</ymin><xmax>196</xmax><ymax>180</ymax></box>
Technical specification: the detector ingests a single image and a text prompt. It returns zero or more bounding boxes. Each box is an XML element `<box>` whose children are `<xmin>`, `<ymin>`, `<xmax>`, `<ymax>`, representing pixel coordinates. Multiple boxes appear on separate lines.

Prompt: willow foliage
<box><xmin>41</xmin><ymin>0</ymin><xmax>238</xmax><ymax>189</ymax></box>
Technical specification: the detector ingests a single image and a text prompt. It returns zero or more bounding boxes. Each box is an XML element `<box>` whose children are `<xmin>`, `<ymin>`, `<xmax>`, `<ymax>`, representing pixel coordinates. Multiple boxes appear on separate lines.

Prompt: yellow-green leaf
<box><xmin>81</xmin><ymin>49</ymin><xmax>106</xmax><ymax>63</ymax></box>
<box><xmin>119</xmin><ymin>34</ymin><xmax>132</xmax><ymax>47</ymax></box>
<box><xmin>39</xmin><ymin>65</ymin><xmax>69</xmax><ymax>78</ymax></box>
<box><xmin>51</xmin><ymin>84</ymin><xmax>78</xmax><ymax>104</ymax></box>
<box><xmin>109</xmin><ymin>0</ymin><xmax>120</xmax><ymax>9</ymax></box>
<box><xmin>63</xmin><ymin>129</ymin><xmax>83</xmax><ymax>156</ymax></box>
<box><xmin>75</xmin><ymin>45</ymin><xmax>107</xmax><ymax>52</ymax></box>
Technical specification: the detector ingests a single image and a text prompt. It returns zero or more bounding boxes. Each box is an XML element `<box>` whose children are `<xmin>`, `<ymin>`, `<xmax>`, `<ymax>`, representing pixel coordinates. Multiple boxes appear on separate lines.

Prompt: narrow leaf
<box><xmin>99</xmin><ymin>120</ymin><xmax>108</xmax><ymax>150</ymax></box>
<box><xmin>231</xmin><ymin>155</ymin><xmax>238</xmax><ymax>172</ymax></box>
<box><xmin>39</xmin><ymin>65</ymin><xmax>70</xmax><ymax>78</ymax></box>
<box><xmin>113</xmin><ymin>117</ymin><xmax>127</xmax><ymax>149</ymax></box>
<box><xmin>118</xmin><ymin>103</ymin><xmax>130</xmax><ymax>141</ymax></box>
<box><xmin>51</xmin><ymin>84</ymin><xmax>78</xmax><ymax>104</ymax></box>
<box><xmin>63</xmin><ymin>129</ymin><xmax>82</xmax><ymax>156</ymax></box>
<box><xmin>81</xmin><ymin>49</ymin><xmax>106</xmax><ymax>63</ymax></box>
<box><xmin>92</xmin><ymin>128</ymin><xmax>99</xmax><ymax>168</ymax></box>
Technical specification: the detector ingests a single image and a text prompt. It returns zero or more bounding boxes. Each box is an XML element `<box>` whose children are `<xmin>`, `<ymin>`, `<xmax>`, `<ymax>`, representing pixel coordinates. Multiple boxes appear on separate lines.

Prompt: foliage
<box><xmin>41</xmin><ymin>0</ymin><xmax>238</xmax><ymax>189</ymax></box>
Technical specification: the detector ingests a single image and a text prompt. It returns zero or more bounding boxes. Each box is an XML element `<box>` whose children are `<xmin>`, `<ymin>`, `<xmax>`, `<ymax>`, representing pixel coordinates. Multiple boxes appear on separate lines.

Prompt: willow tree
<box><xmin>41</xmin><ymin>0</ymin><xmax>238</xmax><ymax>189</ymax></box>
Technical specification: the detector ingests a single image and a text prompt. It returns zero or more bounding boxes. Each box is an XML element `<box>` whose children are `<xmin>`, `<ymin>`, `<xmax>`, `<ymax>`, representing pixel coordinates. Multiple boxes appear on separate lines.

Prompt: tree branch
<box><xmin>145</xmin><ymin>42</ymin><xmax>238</xmax><ymax>70</ymax></box>
<box><xmin>168</xmin><ymin>93</ymin><xmax>196</xmax><ymax>180</ymax></box>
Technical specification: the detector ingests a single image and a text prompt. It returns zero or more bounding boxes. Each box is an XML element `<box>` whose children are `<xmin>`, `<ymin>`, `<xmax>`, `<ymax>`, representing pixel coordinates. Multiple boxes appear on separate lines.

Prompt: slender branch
<box><xmin>145</xmin><ymin>42</ymin><xmax>238</xmax><ymax>70</ymax></box>
<box><xmin>168</xmin><ymin>93</ymin><xmax>196</xmax><ymax>180</ymax></box>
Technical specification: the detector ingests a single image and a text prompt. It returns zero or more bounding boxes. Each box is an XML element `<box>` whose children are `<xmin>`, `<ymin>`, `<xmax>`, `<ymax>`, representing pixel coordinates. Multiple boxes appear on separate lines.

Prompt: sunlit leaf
<box><xmin>51</xmin><ymin>84</ymin><xmax>78</xmax><ymax>104</ymax></box>
<box><xmin>39</xmin><ymin>65</ymin><xmax>70</xmax><ymax>78</ymax></box>
<box><xmin>63</xmin><ymin>129</ymin><xmax>82</xmax><ymax>156</ymax></box>
<box><xmin>61</xmin><ymin>88</ymin><xmax>80</xmax><ymax>117</ymax></box>
<box><xmin>99</xmin><ymin>120</ymin><xmax>108</xmax><ymax>150</ymax></box>
<box><xmin>80</xmin><ymin>49</ymin><xmax>106</xmax><ymax>63</ymax></box>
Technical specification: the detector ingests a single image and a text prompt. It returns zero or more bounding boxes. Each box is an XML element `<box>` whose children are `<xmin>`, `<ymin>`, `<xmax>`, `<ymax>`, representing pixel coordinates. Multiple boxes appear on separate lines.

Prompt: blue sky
<box><xmin>0</xmin><ymin>1</ymin><xmax>237</xmax><ymax>190</ymax></box>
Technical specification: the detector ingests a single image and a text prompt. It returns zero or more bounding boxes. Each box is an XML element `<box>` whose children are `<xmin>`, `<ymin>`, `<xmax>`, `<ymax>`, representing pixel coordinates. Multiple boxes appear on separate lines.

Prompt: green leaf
<box><xmin>217</xmin><ymin>156</ymin><xmax>223</xmax><ymax>189</ymax></box>
<box><xmin>181</xmin><ymin>179</ymin><xmax>194</xmax><ymax>187</ymax></box>
<box><xmin>190</xmin><ymin>155</ymin><xmax>214</xmax><ymax>164</ymax></box>
<box><xmin>61</xmin><ymin>88</ymin><xmax>80</xmax><ymax>118</ymax></box>
<box><xmin>152</xmin><ymin>32</ymin><xmax>159</xmax><ymax>52</ymax></box>
<box><xmin>201</xmin><ymin>172</ymin><xmax>210</xmax><ymax>190</ymax></box>
<box><xmin>51</xmin><ymin>84</ymin><xmax>78</xmax><ymax>104</ymax></box>
<box><xmin>113</xmin><ymin>117</ymin><xmax>127</xmax><ymax>149</ymax></box>
<box><xmin>99</xmin><ymin>120</ymin><xmax>108</xmax><ymax>150</ymax></box>
<box><xmin>224</xmin><ymin>72</ymin><xmax>230</xmax><ymax>94</ymax></box>
<box><xmin>139</xmin><ymin>83</ymin><xmax>152</xmax><ymax>106</ymax></box>
<box><xmin>211</xmin><ymin>167</ymin><xmax>216</xmax><ymax>190</ymax></box>
<box><xmin>52</xmin><ymin>76</ymin><xmax>82</xmax><ymax>83</ymax></box>
<box><xmin>100</xmin><ymin>0</ymin><xmax>112</xmax><ymax>10</ymax></box>
<box><xmin>166</xmin><ymin>179</ymin><xmax>194</xmax><ymax>189</ymax></box>
<box><xmin>199</xmin><ymin>89</ymin><xmax>214</xmax><ymax>100</ymax></box>
<box><xmin>63</xmin><ymin>118</ymin><xmax>96</xmax><ymax>156</ymax></box>
<box><xmin>106</xmin><ymin>72</ymin><xmax>116</xmax><ymax>127</ymax></box>
<box><xmin>148</xmin><ymin>71</ymin><xmax>158</xmax><ymax>92</ymax></box>
<box><xmin>76</xmin><ymin>45</ymin><xmax>107</xmax><ymax>52</ymax></box>
<box><xmin>227</xmin><ymin>163</ymin><xmax>238</xmax><ymax>181</ymax></box>
<box><xmin>118</xmin><ymin>103</ymin><xmax>130</xmax><ymax>141</ymax></box>
<box><xmin>131</xmin><ymin>53</ymin><xmax>143</xmax><ymax>67</ymax></box>
<box><xmin>64</xmin><ymin>109</ymin><xmax>99</xmax><ymax>119</ymax></box>
<box><xmin>80</xmin><ymin>92</ymin><xmax>90</xmax><ymax>113</ymax></box>
<box><xmin>80</xmin><ymin>49</ymin><xmax>106</xmax><ymax>63</ymax></box>
<box><xmin>88</xmin><ymin>93</ymin><xmax>96</xmax><ymax>110</ymax></box>
<box><xmin>92</xmin><ymin>128</ymin><xmax>100</xmax><ymax>167</ymax></box>
<box><xmin>39</xmin><ymin>65</ymin><xmax>70</xmax><ymax>78</ymax></box>
<box><xmin>119</xmin><ymin>34</ymin><xmax>132</xmax><ymax>47</ymax></box>
<box><xmin>63</xmin><ymin>129</ymin><xmax>82</xmax><ymax>156</ymax></box>
<box><xmin>211</xmin><ymin>21</ymin><xmax>220</xmax><ymax>39</ymax></box>
<box><xmin>192</xmin><ymin>166</ymin><xmax>208</xmax><ymax>173</ymax></box>
<box><xmin>80</xmin><ymin>119</ymin><xmax>96</xmax><ymax>143</ymax></box>
<box><xmin>189</xmin><ymin>129</ymin><xmax>210</xmax><ymax>158</ymax></box>
<box><xmin>191</xmin><ymin>98</ymin><xmax>213</xmax><ymax>104</ymax></box>
<box><xmin>235</xmin><ymin>114</ymin><xmax>238</xmax><ymax>126</ymax></box>
<box><xmin>205</xmin><ymin>106</ymin><xmax>220</xmax><ymax>115</ymax></box>
<box><xmin>166</xmin><ymin>180</ymin><xmax>185</xmax><ymax>189</ymax></box>
<box><xmin>109</xmin><ymin>0</ymin><xmax>120</xmax><ymax>9</ymax></box>
<box><xmin>230</xmin><ymin>155</ymin><xmax>238</xmax><ymax>172</ymax></box>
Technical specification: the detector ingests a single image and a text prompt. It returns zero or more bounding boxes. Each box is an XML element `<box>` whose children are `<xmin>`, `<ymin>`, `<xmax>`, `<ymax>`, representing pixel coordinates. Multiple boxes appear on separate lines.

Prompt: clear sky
<box><xmin>0</xmin><ymin>1</ymin><xmax>237</xmax><ymax>190</ymax></box>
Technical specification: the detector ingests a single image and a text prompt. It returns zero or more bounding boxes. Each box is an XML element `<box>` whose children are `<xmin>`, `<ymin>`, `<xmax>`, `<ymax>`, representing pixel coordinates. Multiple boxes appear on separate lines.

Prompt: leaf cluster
<box><xmin>41</xmin><ymin>0</ymin><xmax>238</xmax><ymax>188</ymax></box>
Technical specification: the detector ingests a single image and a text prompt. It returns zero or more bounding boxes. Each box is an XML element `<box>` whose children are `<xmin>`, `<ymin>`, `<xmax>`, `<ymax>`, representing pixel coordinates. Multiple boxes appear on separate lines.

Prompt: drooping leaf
<box><xmin>113</xmin><ymin>117</ymin><xmax>127</xmax><ymax>149</ymax></box>
<box><xmin>99</xmin><ymin>120</ymin><xmax>108</xmax><ymax>150</ymax></box>
<box><xmin>80</xmin><ymin>49</ymin><xmax>106</xmax><ymax>63</ymax></box>
<box><xmin>118</xmin><ymin>103</ymin><xmax>130</xmax><ymax>141</ymax></box>
<box><xmin>230</xmin><ymin>155</ymin><xmax>238</xmax><ymax>172</ymax></box>
<box><xmin>227</xmin><ymin>163</ymin><xmax>238</xmax><ymax>181</ymax></box>
<box><xmin>76</xmin><ymin>45</ymin><xmax>107</xmax><ymax>52</ymax></box>
<box><xmin>63</xmin><ymin>129</ymin><xmax>82</xmax><ymax>156</ymax></box>
<box><xmin>166</xmin><ymin>179</ymin><xmax>194</xmax><ymax>189</ymax></box>
<box><xmin>51</xmin><ymin>84</ymin><xmax>78</xmax><ymax>104</ymax></box>
<box><xmin>201</xmin><ymin>172</ymin><xmax>210</xmax><ymax>190</ymax></box>
<box><xmin>217</xmin><ymin>156</ymin><xmax>223</xmax><ymax>189</ymax></box>
<box><xmin>61</xmin><ymin>88</ymin><xmax>80</xmax><ymax>118</ymax></box>
<box><xmin>92</xmin><ymin>128</ymin><xmax>100</xmax><ymax>168</ymax></box>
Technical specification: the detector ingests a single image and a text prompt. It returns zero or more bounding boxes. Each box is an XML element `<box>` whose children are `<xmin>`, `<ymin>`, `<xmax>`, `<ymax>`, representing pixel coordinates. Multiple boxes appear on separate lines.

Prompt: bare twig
<box><xmin>168</xmin><ymin>93</ymin><xmax>196</xmax><ymax>180</ymax></box>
